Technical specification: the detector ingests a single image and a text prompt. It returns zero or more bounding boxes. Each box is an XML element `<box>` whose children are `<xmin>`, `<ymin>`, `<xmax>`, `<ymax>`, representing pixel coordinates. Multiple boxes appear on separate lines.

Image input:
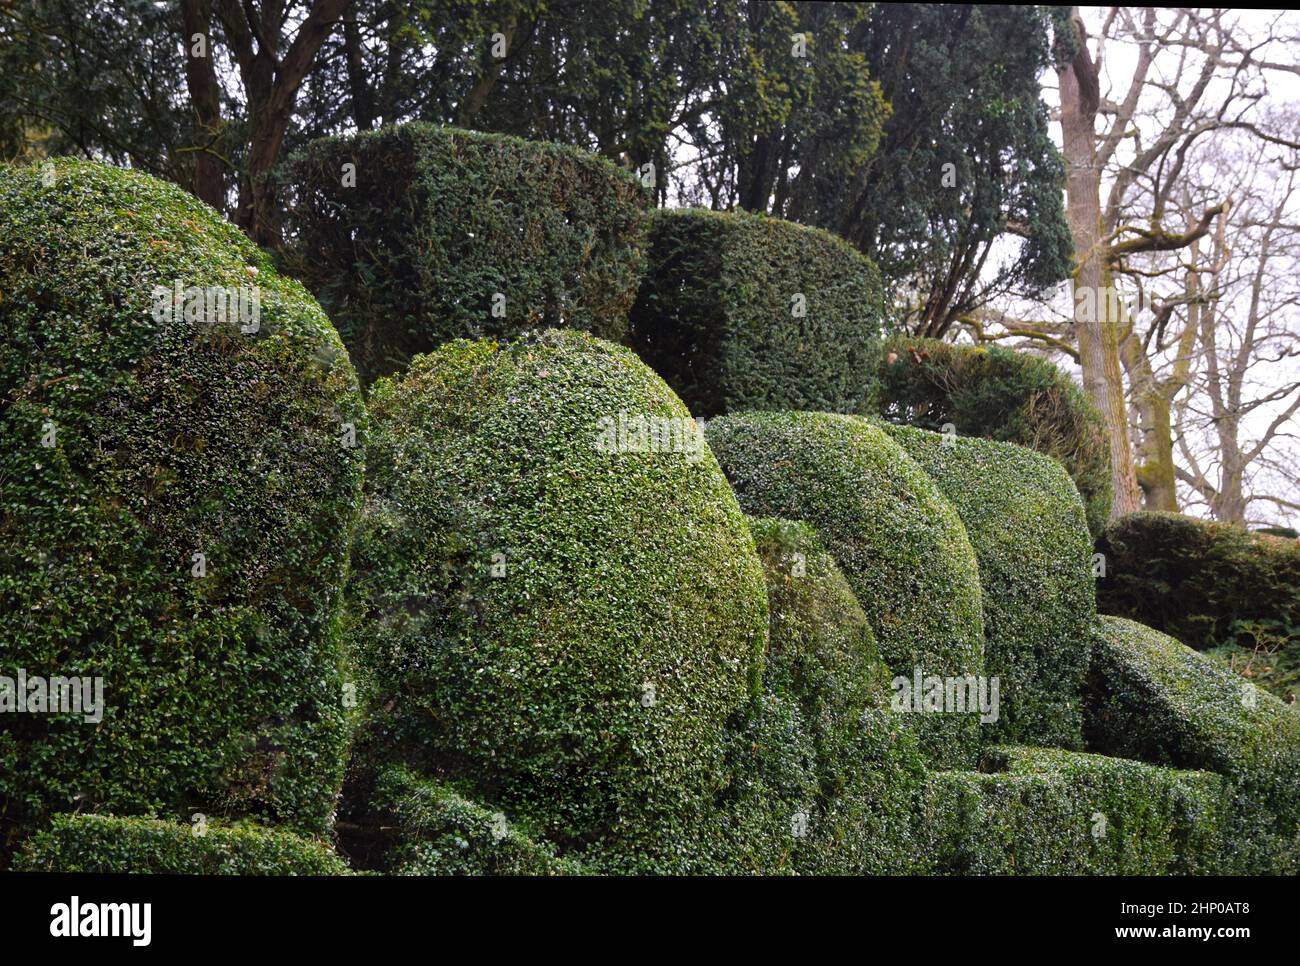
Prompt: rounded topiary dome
<box><xmin>705</xmin><ymin>411</ymin><xmax>985</xmax><ymax>768</ymax></box>
<box><xmin>0</xmin><ymin>160</ymin><xmax>365</xmax><ymax>865</ymax></box>
<box><xmin>348</xmin><ymin>329</ymin><xmax>768</xmax><ymax>869</ymax></box>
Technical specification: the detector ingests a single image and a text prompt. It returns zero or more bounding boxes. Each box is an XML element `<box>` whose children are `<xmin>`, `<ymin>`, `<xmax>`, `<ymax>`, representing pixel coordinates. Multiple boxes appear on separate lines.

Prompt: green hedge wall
<box><xmin>879</xmin><ymin>423</ymin><xmax>1094</xmax><ymax>749</ymax></box>
<box><xmin>0</xmin><ymin>160</ymin><xmax>365</xmax><ymax>867</ymax></box>
<box><xmin>345</xmin><ymin>330</ymin><xmax>768</xmax><ymax>873</ymax></box>
<box><xmin>1097</xmin><ymin>512</ymin><xmax>1300</xmax><ymax>661</ymax></box>
<box><xmin>922</xmin><ymin>747</ymin><xmax>1224</xmax><ymax>875</ymax></box>
<box><xmin>281</xmin><ymin>123</ymin><xmax>648</xmax><ymax>385</ymax></box>
<box><xmin>705</xmin><ymin>411</ymin><xmax>985</xmax><ymax>768</ymax></box>
<box><xmin>711</xmin><ymin>518</ymin><xmax>926</xmax><ymax>874</ymax></box>
<box><xmin>1086</xmin><ymin>616</ymin><xmax>1300</xmax><ymax>874</ymax></box>
<box><xmin>14</xmin><ymin>814</ymin><xmax>349</xmax><ymax>875</ymax></box>
<box><xmin>369</xmin><ymin>767</ymin><xmax>582</xmax><ymax>876</ymax></box>
<box><xmin>877</xmin><ymin>337</ymin><xmax>1112</xmax><ymax>535</ymax></box>
<box><xmin>629</xmin><ymin>208</ymin><xmax>887</xmax><ymax>418</ymax></box>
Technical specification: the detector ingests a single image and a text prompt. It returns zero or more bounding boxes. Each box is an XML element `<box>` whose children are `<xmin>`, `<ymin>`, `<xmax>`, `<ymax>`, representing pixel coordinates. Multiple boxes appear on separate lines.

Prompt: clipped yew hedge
<box><xmin>705</xmin><ymin>412</ymin><xmax>985</xmax><ymax>768</ymax></box>
<box><xmin>0</xmin><ymin>160</ymin><xmax>365</xmax><ymax>867</ymax></box>
<box><xmin>712</xmin><ymin>518</ymin><xmax>926</xmax><ymax>874</ymax></box>
<box><xmin>281</xmin><ymin>123</ymin><xmax>649</xmax><ymax>384</ymax></box>
<box><xmin>1086</xmin><ymin>616</ymin><xmax>1300</xmax><ymax>874</ymax></box>
<box><xmin>345</xmin><ymin>330</ymin><xmax>768</xmax><ymax>873</ymax></box>
<box><xmin>879</xmin><ymin>423</ymin><xmax>1094</xmax><ymax>749</ymax></box>
<box><xmin>629</xmin><ymin>208</ymin><xmax>887</xmax><ymax>417</ymax></box>
<box><xmin>14</xmin><ymin>814</ymin><xmax>349</xmax><ymax>875</ymax></box>
<box><xmin>923</xmin><ymin>746</ymin><xmax>1224</xmax><ymax>875</ymax></box>
<box><xmin>877</xmin><ymin>337</ymin><xmax>1111</xmax><ymax>535</ymax></box>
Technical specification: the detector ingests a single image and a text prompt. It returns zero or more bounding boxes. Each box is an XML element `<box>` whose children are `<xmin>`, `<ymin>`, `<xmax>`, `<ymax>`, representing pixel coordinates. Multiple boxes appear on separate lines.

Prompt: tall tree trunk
<box><xmin>180</xmin><ymin>0</ymin><xmax>226</xmax><ymax>209</ymax></box>
<box><xmin>1057</xmin><ymin>9</ymin><xmax>1142</xmax><ymax>520</ymax></box>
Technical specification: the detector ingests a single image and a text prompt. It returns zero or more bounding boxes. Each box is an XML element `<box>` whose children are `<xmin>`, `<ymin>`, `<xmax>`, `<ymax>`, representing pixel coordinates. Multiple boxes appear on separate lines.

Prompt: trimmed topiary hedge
<box><xmin>1086</xmin><ymin>616</ymin><xmax>1300</xmax><ymax>874</ymax></box>
<box><xmin>922</xmin><ymin>746</ymin><xmax>1224</xmax><ymax>874</ymax></box>
<box><xmin>705</xmin><ymin>411</ymin><xmax>985</xmax><ymax>768</ymax></box>
<box><xmin>628</xmin><ymin>208</ymin><xmax>887</xmax><ymax>418</ymax></box>
<box><xmin>369</xmin><ymin>767</ymin><xmax>582</xmax><ymax>876</ymax></box>
<box><xmin>345</xmin><ymin>329</ymin><xmax>768</xmax><ymax>873</ymax></box>
<box><xmin>0</xmin><ymin>159</ymin><xmax>365</xmax><ymax>868</ymax></box>
<box><xmin>714</xmin><ymin>518</ymin><xmax>926</xmax><ymax>874</ymax></box>
<box><xmin>14</xmin><ymin>814</ymin><xmax>350</xmax><ymax>875</ymax></box>
<box><xmin>879</xmin><ymin>423</ymin><xmax>1094</xmax><ymax>749</ymax></box>
<box><xmin>281</xmin><ymin>123</ymin><xmax>649</xmax><ymax>385</ymax></box>
<box><xmin>1097</xmin><ymin>511</ymin><xmax>1300</xmax><ymax>663</ymax></box>
<box><xmin>877</xmin><ymin>336</ymin><xmax>1111</xmax><ymax>535</ymax></box>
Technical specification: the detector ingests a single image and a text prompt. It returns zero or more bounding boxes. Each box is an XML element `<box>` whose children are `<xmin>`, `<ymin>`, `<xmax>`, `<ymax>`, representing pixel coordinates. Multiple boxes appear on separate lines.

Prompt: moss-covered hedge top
<box><xmin>1087</xmin><ymin>616</ymin><xmax>1300</xmax><ymax>873</ymax></box>
<box><xmin>1097</xmin><ymin>511</ymin><xmax>1300</xmax><ymax>653</ymax></box>
<box><xmin>282</xmin><ymin>123</ymin><xmax>649</xmax><ymax>384</ymax></box>
<box><xmin>0</xmin><ymin>159</ymin><xmax>364</xmax><ymax>865</ymax></box>
<box><xmin>878</xmin><ymin>422</ymin><xmax>1094</xmax><ymax>749</ymax></box>
<box><xmin>705</xmin><ymin>411</ymin><xmax>984</xmax><ymax>768</ymax></box>
<box><xmin>629</xmin><ymin>207</ymin><xmax>887</xmax><ymax>418</ymax></box>
<box><xmin>14</xmin><ymin>814</ymin><xmax>350</xmax><ymax>875</ymax></box>
<box><xmin>877</xmin><ymin>336</ymin><xmax>1112</xmax><ymax>535</ymax></box>
<box><xmin>347</xmin><ymin>329</ymin><xmax>767</xmax><ymax>869</ymax></box>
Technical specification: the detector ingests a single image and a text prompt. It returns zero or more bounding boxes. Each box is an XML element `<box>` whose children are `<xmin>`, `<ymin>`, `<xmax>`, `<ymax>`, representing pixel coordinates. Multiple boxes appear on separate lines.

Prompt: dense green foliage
<box><xmin>879</xmin><ymin>423</ymin><xmax>1094</xmax><ymax>748</ymax></box>
<box><xmin>282</xmin><ymin>123</ymin><xmax>648</xmax><ymax>384</ymax></box>
<box><xmin>1086</xmin><ymin>616</ymin><xmax>1300</xmax><ymax>874</ymax></box>
<box><xmin>368</xmin><ymin>767</ymin><xmax>582</xmax><ymax>876</ymax></box>
<box><xmin>14</xmin><ymin>814</ymin><xmax>350</xmax><ymax>875</ymax></box>
<box><xmin>345</xmin><ymin>329</ymin><xmax>767</xmax><ymax>872</ymax></box>
<box><xmin>705</xmin><ymin>411</ymin><xmax>985</xmax><ymax>767</ymax></box>
<box><xmin>0</xmin><ymin>160</ymin><xmax>365</xmax><ymax>867</ymax></box>
<box><xmin>629</xmin><ymin>208</ymin><xmax>887</xmax><ymax>417</ymax></box>
<box><xmin>877</xmin><ymin>336</ymin><xmax>1112</xmax><ymax>535</ymax></box>
<box><xmin>1097</xmin><ymin>513</ymin><xmax>1300</xmax><ymax>671</ymax></box>
<box><xmin>712</xmin><ymin>518</ymin><xmax>926</xmax><ymax>873</ymax></box>
<box><xmin>830</xmin><ymin>4</ymin><xmax>1072</xmax><ymax>336</ymax></box>
<box><xmin>923</xmin><ymin>746</ymin><xmax>1224</xmax><ymax>874</ymax></box>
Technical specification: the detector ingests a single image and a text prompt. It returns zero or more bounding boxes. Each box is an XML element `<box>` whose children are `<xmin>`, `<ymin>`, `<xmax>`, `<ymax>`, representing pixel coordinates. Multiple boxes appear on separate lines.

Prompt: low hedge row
<box><xmin>629</xmin><ymin>208</ymin><xmax>887</xmax><ymax>417</ymax></box>
<box><xmin>705</xmin><ymin>412</ymin><xmax>985</xmax><ymax>768</ymax></box>
<box><xmin>923</xmin><ymin>746</ymin><xmax>1224</xmax><ymax>875</ymax></box>
<box><xmin>1086</xmin><ymin>616</ymin><xmax>1300</xmax><ymax>874</ymax></box>
<box><xmin>0</xmin><ymin>160</ymin><xmax>365</xmax><ymax>867</ymax></box>
<box><xmin>369</xmin><ymin>767</ymin><xmax>581</xmax><ymax>876</ymax></box>
<box><xmin>877</xmin><ymin>337</ymin><xmax>1112</xmax><ymax>535</ymax></box>
<box><xmin>281</xmin><ymin>124</ymin><xmax>649</xmax><ymax>384</ymax></box>
<box><xmin>14</xmin><ymin>814</ymin><xmax>349</xmax><ymax>875</ymax></box>
<box><xmin>879</xmin><ymin>422</ymin><xmax>1094</xmax><ymax>749</ymax></box>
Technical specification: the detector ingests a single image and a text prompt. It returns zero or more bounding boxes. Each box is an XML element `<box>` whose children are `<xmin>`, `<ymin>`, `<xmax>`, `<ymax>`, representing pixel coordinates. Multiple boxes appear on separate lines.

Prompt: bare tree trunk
<box><xmin>216</xmin><ymin>0</ymin><xmax>350</xmax><ymax>245</ymax></box>
<box><xmin>1058</xmin><ymin>8</ymin><xmax>1142</xmax><ymax>520</ymax></box>
<box><xmin>180</xmin><ymin>0</ymin><xmax>226</xmax><ymax>209</ymax></box>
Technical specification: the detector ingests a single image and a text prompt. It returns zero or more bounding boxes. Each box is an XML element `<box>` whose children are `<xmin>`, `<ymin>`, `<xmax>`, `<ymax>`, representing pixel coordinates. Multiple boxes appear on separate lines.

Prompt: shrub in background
<box><xmin>14</xmin><ymin>814</ymin><xmax>349</xmax><ymax>875</ymax></box>
<box><xmin>705</xmin><ymin>411</ymin><xmax>985</xmax><ymax>768</ymax></box>
<box><xmin>629</xmin><ymin>208</ymin><xmax>887</xmax><ymax>418</ymax></box>
<box><xmin>877</xmin><ymin>336</ymin><xmax>1111</xmax><ymax>535</ymax></box>
<box><xmin>0</xmin><ymin>160</ymin><xmax>365</xmax><ymax>868</ymax></box>
<box><xmin>345</xmin><ymin>330</ymin><xmax>768</xmax><ymax>873</ymax></box>
<box><xmin>879</xmin><ymin>423</ymin><xmax>1094</xmax><ymax>748</ymax></box>
<box><xmin>281</xmin><ymin>123</ymin><xmax>648</xmax><ymax>385</ymax></box>
<box><xmin>922</xmin><ymin>746</ymin><xmax>1224</xmax><ymax>874</ymax></box>
<box><xmin>1086</xmin><ymin>616</ymin><xmax>1300</xmax><ymax>874</ymax></box>
<box><xmin>1097</xmin><ymin>512</ymin><xmax>1300</xmax><ymax>660</ymax></box>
